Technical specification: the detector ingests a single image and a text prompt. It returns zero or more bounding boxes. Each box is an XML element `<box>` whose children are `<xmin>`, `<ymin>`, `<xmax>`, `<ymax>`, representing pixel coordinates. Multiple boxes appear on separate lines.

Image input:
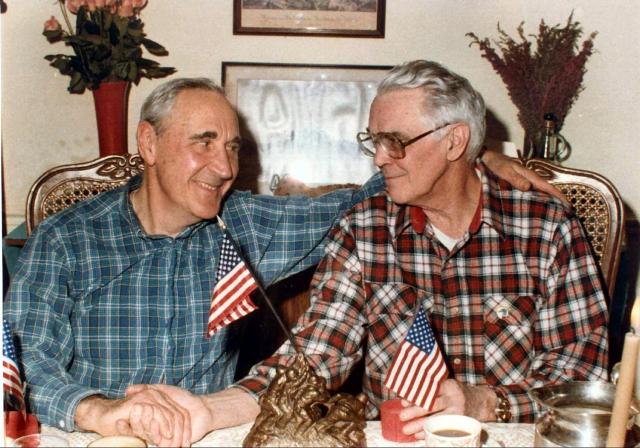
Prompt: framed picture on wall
<box><xmin>222</xmin><ymin>62</ymin><xmax>392</xmax><ymax>193</ymax></box>
<box><xmin>233</xmin><ymin>0</ymin><xmax>385</xmax><ymax>38</ymax></box>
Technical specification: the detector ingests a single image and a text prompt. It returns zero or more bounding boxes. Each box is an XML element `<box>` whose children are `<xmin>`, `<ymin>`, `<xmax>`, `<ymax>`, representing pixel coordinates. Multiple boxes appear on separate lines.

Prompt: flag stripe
<box><xmin>3</xmin><ymin>320</ymin><xmax>25</xmax><ymax>412</ymax></box>
<box><xmin>211</xmin><ymin>297</ymin><xmax>257</xmax><ymax>331</ymax></box>
<box><xmin>209</xmin><ymin>298</ymin><xmax>258</xmax><ymax>335</ymax></box>
<box><xmin>383</xmin><ymin>308</ymin><xmax>447</xmax><ymax>411</ymax></box>
<box><xmin>206</xmin><ymin>231</ymin><xmax>259</xmax><ymax>337</ymax></box>
<box><xmin>208</xmin><ymin>265</ymin><xmax>257</xmax><ymax>323</ymax></box>
<box><xmin>208</xmin><ymin>281</ymin><xmax>256</xmax><ymax>324</ymax></box>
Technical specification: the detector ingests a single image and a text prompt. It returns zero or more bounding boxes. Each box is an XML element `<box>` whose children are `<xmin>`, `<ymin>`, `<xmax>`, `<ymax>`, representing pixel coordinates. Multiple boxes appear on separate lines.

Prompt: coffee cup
<box><xmin>423</xmin><ymin>414</ymin><xmax>481</xmax><ymax>447</ymax></box>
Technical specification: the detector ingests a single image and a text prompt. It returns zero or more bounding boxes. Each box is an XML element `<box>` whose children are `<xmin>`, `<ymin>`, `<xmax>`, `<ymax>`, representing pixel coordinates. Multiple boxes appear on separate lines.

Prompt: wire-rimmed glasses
<box><xmin>356</xmin><ymin>123</ymin><xmax>452</xmax><ymax>159</ymax></box>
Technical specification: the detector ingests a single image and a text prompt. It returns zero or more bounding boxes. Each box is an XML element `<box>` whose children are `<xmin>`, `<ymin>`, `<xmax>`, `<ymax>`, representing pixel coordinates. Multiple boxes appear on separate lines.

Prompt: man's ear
<box><xmin>445</xmin><ymin>123</ymin><xmax>470</xmax><ymax>162</ymax></box>
<box><xmin>137</xmin><ymin>121</ymin><xmax>158</xmax><ymax>166</ymax></box>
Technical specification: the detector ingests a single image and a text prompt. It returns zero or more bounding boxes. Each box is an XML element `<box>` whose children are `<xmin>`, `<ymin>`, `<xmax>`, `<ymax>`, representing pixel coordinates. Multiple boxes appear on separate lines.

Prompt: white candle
<box><xmin>632</xmin><ymin>299</ymin><xmax>640</xmax><ymax>334</ymax></box>
<box><xmin>608</xmin><ymin>301</ymin><xmax>640</xmax><ymax>447</ymax></box>
<box><xmin>632</xmin><ymin>297</ymin><xmax>640</xmax><ymax>424</ymax></box>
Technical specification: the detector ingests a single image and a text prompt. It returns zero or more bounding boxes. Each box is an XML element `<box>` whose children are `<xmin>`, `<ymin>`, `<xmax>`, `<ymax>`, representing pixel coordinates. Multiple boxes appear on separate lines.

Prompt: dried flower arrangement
<box><xmin>467</xmin><ymin>13</ymin><xmax>596</xmax><ymax>158</ymax></box>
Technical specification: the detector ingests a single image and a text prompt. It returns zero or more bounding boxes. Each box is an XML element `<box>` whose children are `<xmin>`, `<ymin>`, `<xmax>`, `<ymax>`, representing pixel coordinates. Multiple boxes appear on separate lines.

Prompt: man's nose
<box><xmin>373</xmin><ymin>146</ymin><xmax>392</xmax><ymax>168</ymax></box>
<box><xmin>206</xmin><ymin>146</ymin><xmax>234</xmax><ymax>179</ymax></box>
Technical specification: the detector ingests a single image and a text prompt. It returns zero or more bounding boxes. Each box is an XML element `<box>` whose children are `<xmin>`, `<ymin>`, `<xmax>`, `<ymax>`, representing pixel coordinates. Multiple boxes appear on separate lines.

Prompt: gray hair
<box><xmin>139</xmin><ymin>77</ymin><xmax>226</xmax><ymax>134</ymax></box>
<box><xmin>377</xmin><ymin>60</ymin><xmax>486</xmax><ymax>161</ymax></box>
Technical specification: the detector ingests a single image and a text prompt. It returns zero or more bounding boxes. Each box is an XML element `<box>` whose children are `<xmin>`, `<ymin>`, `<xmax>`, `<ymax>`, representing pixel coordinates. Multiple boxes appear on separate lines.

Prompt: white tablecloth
<box><xmin>42</xmin><ymin>421</ymin><xmax>534</xmax><ymax>447</ymax></box>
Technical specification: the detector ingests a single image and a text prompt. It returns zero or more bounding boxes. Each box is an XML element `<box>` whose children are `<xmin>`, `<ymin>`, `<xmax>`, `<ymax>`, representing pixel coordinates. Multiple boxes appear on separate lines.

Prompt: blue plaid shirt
<box><xmin>4</xmin><ymin>173</ymin><xmax>383</xmax><ymax>431</ymax></box>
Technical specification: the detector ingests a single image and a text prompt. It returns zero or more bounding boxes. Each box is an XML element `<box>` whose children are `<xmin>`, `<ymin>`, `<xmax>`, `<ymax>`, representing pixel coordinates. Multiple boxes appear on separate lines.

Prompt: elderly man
<box><xmin>144</xmin><ymin>60</ymin><xmax>608</xmax><ymax>442</ymax></box>
<box><xmin>5</xmin><ymin>75</ymin><xmax>559</xmax><ymax>446</ymax></box>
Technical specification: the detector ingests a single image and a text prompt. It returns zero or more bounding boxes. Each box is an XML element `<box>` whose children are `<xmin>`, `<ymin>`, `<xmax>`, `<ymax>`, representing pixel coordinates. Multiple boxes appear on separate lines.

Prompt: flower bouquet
<box><xmin>43</xmin><ymin>0</ymin><xmax>175</xmax><ymax>94</ymax></box>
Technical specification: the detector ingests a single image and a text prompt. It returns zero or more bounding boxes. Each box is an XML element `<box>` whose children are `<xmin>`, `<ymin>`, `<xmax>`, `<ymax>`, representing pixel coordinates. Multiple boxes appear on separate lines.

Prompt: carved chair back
<box><xmin>25</xmin><ymin>154</ymin><xmax>145</xmax><ymax>236</ymax></box>
<box><xmin>523</xmin><ymin>158</ymin><xmax>625</xmax><ymax>301</ymax></box>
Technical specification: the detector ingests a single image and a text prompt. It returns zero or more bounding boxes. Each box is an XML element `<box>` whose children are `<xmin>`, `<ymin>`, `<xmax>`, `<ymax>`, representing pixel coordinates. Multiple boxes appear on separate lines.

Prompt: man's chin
<box><xmin>386</xmin><ymin>189</ymin><xmax>408</xmax><ymax>205</ymax></box>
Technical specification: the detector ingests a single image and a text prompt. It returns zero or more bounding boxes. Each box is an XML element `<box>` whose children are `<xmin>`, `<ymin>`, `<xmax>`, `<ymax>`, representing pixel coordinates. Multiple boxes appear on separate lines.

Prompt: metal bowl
<box><xmin>530</xmin><ymin>381</ymin><xmax>640</xmax><ymax>447</ymax></box>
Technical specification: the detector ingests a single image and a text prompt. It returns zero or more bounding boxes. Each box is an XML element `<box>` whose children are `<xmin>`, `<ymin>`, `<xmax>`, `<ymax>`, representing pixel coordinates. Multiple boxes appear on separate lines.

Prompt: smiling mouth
<box><xmin>383</xmin><ymin>173</ymin><xmax>404</xmax><ymax>181</ymax></box>
<box><xmin>195</xmin><ymin>181</ymin><xmax>221</xmax><ymax>192</ymax></box>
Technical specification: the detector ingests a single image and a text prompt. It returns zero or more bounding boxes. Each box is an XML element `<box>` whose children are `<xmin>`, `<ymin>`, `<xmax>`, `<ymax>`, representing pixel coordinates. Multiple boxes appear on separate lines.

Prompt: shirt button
<box><xmin>59</xmin><ymin>419</ymin><xmax>65</xmax><ymax>428</ymax></box>
<box><xmin>453</xmin><ymin>358</ymin><xmax>461</xmax><ymax>365</ymax></box>
<box><xmin>451</xmin><ymin>307</ymin><xmax>459</xmax><ymax>316</ymax></box>
<box><xmin>496</xmin><ymin>307</ymin><xmax>510</xmax><ymax>319</ymax></box>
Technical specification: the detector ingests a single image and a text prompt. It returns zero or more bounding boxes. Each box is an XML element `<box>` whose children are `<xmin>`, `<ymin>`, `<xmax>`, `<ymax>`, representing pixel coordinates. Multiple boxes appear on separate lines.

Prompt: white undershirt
<box><xmin>431</xmin><ymin>225</ymin><xmax>460</xmax><ymax>251</ymax></box>
<box><xmin>430</xmin><ymin>168</ymin><xmax>482</xmax><ymax>251</ymax></box>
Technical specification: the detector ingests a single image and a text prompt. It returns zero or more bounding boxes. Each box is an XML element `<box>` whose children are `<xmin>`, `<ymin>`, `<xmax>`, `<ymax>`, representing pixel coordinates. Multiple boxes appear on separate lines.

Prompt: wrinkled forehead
<box><xmin>369</xmin><ymin>88</ymin><xmax>433</xmax><ymax>129</ymax></box>
<box><xmin>168</xmin><ymin>89</ymin><xmax>239</xmax><ymax>131</ymax></box>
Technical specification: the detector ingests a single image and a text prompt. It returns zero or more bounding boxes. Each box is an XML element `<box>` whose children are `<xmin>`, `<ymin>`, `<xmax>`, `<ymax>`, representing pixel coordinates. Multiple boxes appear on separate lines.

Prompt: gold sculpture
<box><xmin>243</xmin><ymin>354</ymin><xmax>367</xmax><ymax>447</ymax></box>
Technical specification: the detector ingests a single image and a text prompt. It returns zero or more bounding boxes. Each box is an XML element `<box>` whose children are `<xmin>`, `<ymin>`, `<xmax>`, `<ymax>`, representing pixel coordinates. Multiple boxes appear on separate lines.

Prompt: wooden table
<box><xmin>40</xmin><ymin>421</ymin><xmax>535</xmax><ymax>447</ymax></box>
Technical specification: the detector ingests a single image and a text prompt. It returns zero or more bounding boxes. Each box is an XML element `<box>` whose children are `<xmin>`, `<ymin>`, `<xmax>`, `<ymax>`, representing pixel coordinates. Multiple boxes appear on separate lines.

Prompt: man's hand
<box><xmin>120</xmin><ymin>385</ymin><xmax>258</xmax><ymax>447</ymax></box>
<box><xmin>75</xmin><ymin>388</ymin><xmax>196</xmax><ymax>447</ymax></box>
<box><xmin>117</xmin><ymin>384</ymin><xmax>213</xmax><ymax>447</ymax></box>
<box><xmin>395</xmin><ymin>380</ymin><xmax>498</xmax><ymax>439</ymax></box>
<box><xmin>481</xmin><ymin>151</ymin><xmax>568</xmax><ymax>205</ymax></box>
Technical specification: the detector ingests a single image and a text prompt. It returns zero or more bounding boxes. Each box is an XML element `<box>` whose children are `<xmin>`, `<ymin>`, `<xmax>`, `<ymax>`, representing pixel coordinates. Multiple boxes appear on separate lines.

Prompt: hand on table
<box><xmin>75</xmin><ymin>387</ymin><xmax>196</xmax><ymax>447</ymax></box>
<box><xmin>116</xmin><ymin>384</ymin><xmax>214</xmax><ymax>447</ymax></box>
<box><xmin>395</xmin><ymin>379</ymin><xmax>497</xmax><ymax>439</ymax></box>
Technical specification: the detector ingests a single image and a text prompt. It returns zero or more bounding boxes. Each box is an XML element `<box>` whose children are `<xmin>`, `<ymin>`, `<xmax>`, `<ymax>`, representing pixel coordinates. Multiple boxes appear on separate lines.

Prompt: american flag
<box><xmin>383</xmin><ymin>307</ymin><xmax>447</xmax><ymax>410</ymax></box>
<box><xmin>3</xmin><ymin>319</ymin><xmax>25</xmax><ymax>411</ymax></box>
<box><xmin>207</xmin><ymin>230</ymin><xmax>258</xmax><ymax>337</ymax></box>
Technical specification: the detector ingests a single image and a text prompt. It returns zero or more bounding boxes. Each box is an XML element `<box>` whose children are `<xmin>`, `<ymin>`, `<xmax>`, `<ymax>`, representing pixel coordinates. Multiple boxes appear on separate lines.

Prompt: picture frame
<box><xmin>233</xmin><ymin>0</ymin><xmax>385</xmax><ymax>38</ymax></box>
<box><xmin>222</xmin><ymin>62</ymin><xmax>392</xmax><ymax>193</ymax></box>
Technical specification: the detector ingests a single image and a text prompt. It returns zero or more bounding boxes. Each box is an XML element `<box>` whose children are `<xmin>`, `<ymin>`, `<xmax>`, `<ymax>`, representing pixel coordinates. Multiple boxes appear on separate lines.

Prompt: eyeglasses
<box><xmin>356</xmin><ymin>123</ymin><xmax>452</xmax><ymax>159</ymax></box>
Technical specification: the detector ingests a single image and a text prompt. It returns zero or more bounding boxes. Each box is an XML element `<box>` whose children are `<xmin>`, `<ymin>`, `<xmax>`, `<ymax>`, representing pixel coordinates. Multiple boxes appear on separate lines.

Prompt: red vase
<box><xmin>92</xmin><ymin>81</ymin><xmax>131</xmax><ymax>156</ymax></box>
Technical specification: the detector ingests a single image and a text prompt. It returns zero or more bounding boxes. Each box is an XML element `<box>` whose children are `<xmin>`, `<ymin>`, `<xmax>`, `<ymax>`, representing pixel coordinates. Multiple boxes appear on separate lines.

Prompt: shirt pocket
<box><xmin>484</xmin><ymin>294</ymin><xmax>538</xmax><ymax>381</ymax></box>
<box><xmin>365</xmin><ymin>283</ymin><xmax>427</xmax><ymax>369</ymax></box>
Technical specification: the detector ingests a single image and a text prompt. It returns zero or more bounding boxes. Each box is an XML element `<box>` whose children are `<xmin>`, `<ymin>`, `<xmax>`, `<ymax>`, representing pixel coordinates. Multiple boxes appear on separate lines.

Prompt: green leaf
<box><xmin>43</xmin><ymin>29</ymin><xmax>64</xmax><ymax>43</ymax></box>
<box><xmin>141</xmin><ymin>38</ymin><xmax>168</xmax><ymax>56</ymax></box>
<box><xmin>68</xmin><ymin>72</ymin><xmax>87</xmax><ymax>94</ymax></box>
<box><xmin>114</xmin><ymin>16</ymin><xmax>129</xmax><ymax>37</ymax></box>
<box><xmin>143</xmin><ymin>66</ymin><xmax>177</xmax><ymax>79</ymax></box>
<box><xmin>128</xmin><ymin>64</ymin><xmax>139</xmax><ymax>82</ymax></box>
<box><xmin>75</xmin><ymin>34</ymin><xmax>108</xmax><ymax>46</ymax></box>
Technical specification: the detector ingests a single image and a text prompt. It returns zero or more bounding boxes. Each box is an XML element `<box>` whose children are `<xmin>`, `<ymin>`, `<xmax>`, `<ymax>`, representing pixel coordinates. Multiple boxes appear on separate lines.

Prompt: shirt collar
<box><xmin>395</xmin><ymin>162</ymin><xmax>507</xmax><ymax>238</ymax></box>
<box><xmin>121</xmin><ymin>174</ymin><xmax>213</xmax><ymax>240</ymax></box>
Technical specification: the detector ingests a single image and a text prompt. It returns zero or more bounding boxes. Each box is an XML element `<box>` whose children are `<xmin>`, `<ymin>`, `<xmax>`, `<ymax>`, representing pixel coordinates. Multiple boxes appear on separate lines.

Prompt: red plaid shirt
<box><xmin>235</xmin><ymin>164</ymin><xmax>609</xmax><ymax>422</ymax></box>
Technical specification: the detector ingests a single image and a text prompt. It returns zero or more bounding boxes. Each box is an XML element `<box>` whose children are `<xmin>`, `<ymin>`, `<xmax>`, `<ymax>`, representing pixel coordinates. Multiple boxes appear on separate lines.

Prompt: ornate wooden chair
<box><xmin>523</xmin><ymin>158</ymin><xmax>625</xmax><ymax>301</ymax></box>
<box><xmin>25</xmin><ymin>154</ymin><xmax>144</xmax><ymax>236</ymax></box>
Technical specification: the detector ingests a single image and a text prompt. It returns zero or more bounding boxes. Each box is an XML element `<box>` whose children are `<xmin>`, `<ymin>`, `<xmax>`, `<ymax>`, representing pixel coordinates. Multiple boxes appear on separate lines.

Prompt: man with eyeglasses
<box><xmin>228</xmin><ymin>59</ymin><xmax>603</xmax><ymax>432</ymax></box>
<box><xmin>89</xmin><ymin>64</ymin><xmax>604</xmax><ymax>445</ymax></box>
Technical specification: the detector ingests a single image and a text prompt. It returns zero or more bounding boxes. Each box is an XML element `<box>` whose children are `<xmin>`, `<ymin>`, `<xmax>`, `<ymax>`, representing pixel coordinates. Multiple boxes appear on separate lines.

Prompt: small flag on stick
<box><xmin>3</xmin><ymin>319</ymin><xmax>25</xmax><ymax>413</ymax></box>
<box><xmin>383</xmin><ymin>307</ymin><xmax>447</xmax><ymax>410</ymax></box>
<box><xmin>207</xmin><ymin>228</ymin><xmax>258</xmax><ymax>337</ymax></box>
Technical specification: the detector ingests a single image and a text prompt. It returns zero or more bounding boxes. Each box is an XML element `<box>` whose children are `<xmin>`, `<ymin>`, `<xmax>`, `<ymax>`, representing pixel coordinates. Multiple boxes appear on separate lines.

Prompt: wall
<box><xmin>2</xmin><ymin>1</ymin><xmax>639</xmax><ymax>297</ymax></box>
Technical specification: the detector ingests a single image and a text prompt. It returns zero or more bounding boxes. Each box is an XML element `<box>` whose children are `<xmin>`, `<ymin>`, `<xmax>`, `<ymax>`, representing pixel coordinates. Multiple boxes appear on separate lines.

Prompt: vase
<box><xmin>92</xmin><ymin>81</ymin><xmax>131</xmax><ymax>157</ymax></box>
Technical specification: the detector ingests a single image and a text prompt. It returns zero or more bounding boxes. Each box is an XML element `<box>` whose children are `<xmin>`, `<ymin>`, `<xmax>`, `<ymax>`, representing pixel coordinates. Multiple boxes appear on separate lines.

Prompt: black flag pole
<box><xmin>216</xmin><ymin>216</ymin><xmax>301</xmax><ymax>354</ymax></box>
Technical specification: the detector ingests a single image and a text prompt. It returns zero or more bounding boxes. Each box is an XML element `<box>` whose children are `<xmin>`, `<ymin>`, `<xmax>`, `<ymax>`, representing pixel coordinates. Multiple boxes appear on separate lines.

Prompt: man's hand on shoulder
<box><xmin>481</xmin><ymin>151</ymin><xmax>568</xmax><ymax>205</ymax></box>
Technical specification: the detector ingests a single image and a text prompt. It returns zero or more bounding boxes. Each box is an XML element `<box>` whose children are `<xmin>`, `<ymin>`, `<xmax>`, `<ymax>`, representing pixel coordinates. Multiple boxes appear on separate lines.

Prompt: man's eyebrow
<box><xmin>190</xmin><ymin>131</ymin><xmax>218</xmax><ymax>140</ymax></box>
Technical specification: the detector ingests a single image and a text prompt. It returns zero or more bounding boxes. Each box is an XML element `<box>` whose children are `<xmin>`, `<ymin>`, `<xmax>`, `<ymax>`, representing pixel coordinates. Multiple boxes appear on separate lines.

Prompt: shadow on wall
<box><xmin>486</xmin><ymin>108</ymin><xmax>511</xmax><ymax>145</ymax></box>
<box><xmin>609</xmin><ymin>208</ymin><xmax>640</xmax><ymax>371</ymax></box>
<box><xmin>232</xmin><ymin>113</ymin><xmax>261</xmax><ymax>193</ymax></box>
